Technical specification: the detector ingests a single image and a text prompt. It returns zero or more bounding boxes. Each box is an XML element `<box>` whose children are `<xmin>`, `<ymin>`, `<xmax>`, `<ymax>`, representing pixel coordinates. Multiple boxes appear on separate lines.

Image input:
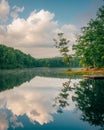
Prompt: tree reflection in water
<box><xmin>53</xmin><ymin>79</ymin><xmax>72</xmax><ymax>113</ymax></box>
<box><xmin>54</xmin><ymin>78</ymin><xmax>104</xmax><ymax>129</ymax></box>
<box><xmin>0</xmin><ymin>69</ymin><xmax>37</xmax><ymax>92</ymax></box>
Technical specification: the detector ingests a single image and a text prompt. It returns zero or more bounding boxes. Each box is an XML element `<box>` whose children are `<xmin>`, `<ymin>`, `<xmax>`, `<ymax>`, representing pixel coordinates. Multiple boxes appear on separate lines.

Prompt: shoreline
<box><xmin>61</xmin><ymin>68</ymin><xmax>104</xmax><ymax>75</ymax></box>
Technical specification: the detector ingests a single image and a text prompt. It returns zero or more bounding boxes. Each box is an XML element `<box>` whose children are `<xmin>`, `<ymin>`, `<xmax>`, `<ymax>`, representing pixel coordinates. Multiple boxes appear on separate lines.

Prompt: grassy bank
<box><xmin>61</xmin><ymin>68</ymin><xmax>104</xmax><ymax>75</ymax></box>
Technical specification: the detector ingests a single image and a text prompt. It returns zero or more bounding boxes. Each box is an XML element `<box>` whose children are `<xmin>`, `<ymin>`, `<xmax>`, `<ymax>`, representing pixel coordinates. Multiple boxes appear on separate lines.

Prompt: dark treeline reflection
<box><xmin>54</xmin><ymin>78</ymin><xmax>104</xmax><ymax>129</ymax></box>
<box><xmin>0</xmin><ymin>69</ymin><xmax>37</xmax><ymax>92</ymax></box>
<box><xmin>0</xmin><ymin>68</ymin><xmax>73</xmax><ymax>92</ymax></box>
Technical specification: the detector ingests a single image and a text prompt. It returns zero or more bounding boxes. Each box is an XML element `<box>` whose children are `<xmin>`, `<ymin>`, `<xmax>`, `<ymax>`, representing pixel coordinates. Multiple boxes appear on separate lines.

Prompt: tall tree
<box><xmin>73</xmin><ymin>6</ymin><xmax>104</xmax><ymax>69</ymax></box>
<box><xmin>53</xmin><ymin>33</ymin><xmax>71</xmax><ymax>66</ymax></box>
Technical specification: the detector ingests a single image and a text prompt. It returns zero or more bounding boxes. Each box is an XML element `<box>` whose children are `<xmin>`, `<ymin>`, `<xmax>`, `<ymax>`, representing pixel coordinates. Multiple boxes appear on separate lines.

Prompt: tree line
<box><xmin>0</xmin><ymin>44</ymin><xmax>36</xmax><ymax>69</ymax></box>
<box><xmin>0</xmin><ymin>44</ymin><xmax>80</xmax><ymax>69</ymax></box>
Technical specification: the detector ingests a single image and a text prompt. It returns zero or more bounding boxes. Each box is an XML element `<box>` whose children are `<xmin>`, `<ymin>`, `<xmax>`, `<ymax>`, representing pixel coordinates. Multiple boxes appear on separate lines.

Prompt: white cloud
<box><xmin>6</xmin><ymin>10</ymin><xmax>58</xmax><ymax>46</ymax></box>
<box><xmin>0</xmin><ymin>0</ymin><xmax>10</xmax><ymax>22</ymax></box>
<box><xmin>0</xmin><ymin>9</ymin><xmax>77</xmax><ymax>58</ymax></box>
<box><xmin>11</xmin><ymin>5</ymin><xmax>24</xmax><ymax>19</ymax></box>
<box><xmin>61</xmin><ymin>24</ymin><xmax>77</xmax><ymax>42</ymax></box>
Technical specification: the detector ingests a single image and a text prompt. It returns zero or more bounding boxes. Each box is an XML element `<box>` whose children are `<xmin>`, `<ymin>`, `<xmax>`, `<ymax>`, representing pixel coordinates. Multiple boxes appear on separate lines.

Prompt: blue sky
<box><xmin>8</xmin><ymin>0</ymin><xmax>103</xmax><ymax>25</ymax></box>
<box><xmin>0</xmin><ymin>0</ymin><xmax>103</xmax><ymax>58</ymax></box>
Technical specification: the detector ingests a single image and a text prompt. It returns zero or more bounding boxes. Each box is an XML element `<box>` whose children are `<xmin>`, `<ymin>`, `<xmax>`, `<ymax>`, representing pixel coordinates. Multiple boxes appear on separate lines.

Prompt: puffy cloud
<box><xmin>0</xmin><ymin>9</ymin><xmax>77</xmax><ymax>58</ymax></box>
<box><xmin>11</xmin><ymin>5</ymin><xmax>24</xmax><ymax>19</ymax></box>
<box><xmin>0</xmin><ymin>0</ymin><xmax>10</xmax><ymax>22</ymax></box>
<box><xmin>7</xmin><ymin>10</ymin><xmax>58</xmax><ymax>46</ymax></box>
<box><xmin>55</xmin><ymin>24</ymin><xmax>77</xmax><ymax>42</ymax></box>
<box><xmin>61</xmin><ymin>24</ymin><xmax>77</xmax><ymax>42</ymax></box>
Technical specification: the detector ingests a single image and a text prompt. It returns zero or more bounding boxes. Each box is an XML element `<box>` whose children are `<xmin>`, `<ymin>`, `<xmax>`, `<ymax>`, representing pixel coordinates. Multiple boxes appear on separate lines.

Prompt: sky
<box><xmin>0</xmin><ymin>0</ymin><xmax>103</xmax><ymax>58</ymax></box>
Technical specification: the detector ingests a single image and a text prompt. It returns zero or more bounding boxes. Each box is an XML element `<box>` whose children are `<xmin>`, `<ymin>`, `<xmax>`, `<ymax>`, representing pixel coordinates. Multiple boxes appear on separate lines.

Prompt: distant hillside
<box><xmin>0</xmin><ymin>45</ymin><xmax>80</xmax><ymax>69</ymax></box>
<box><xmin>37</xmin><ymin>57</ymin><xmax>81</xmax><ymax>68</ymax></box>
<box><xmin>0</xmin><ymin>44</ymin><xmax>37</xmax><ymax>69</ymax></box>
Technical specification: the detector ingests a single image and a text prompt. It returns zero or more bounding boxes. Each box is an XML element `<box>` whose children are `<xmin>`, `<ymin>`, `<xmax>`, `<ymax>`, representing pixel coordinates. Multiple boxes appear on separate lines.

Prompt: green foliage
<box><xmin>35</xmin><ymin>57</ymin><xmax>69</xmax><ymax>67</ymax></box>
<box><xmin>37</xmin><ymin>57</ymin><xmax>81</xmax><ymax>68</ymax></box>
<box><xmin>0</xmin><ymin>44</ymin><xmax>36</xmax><ymax>69</ymax></box>
<box><xmin>73</xmin><ymin>6</ymin><xmax>104</xmax><ymax>68</ymax></box>
<box><xmin>0</xmin><ymin>44</ymin><xmax>80</xmax><ymax>69</ymax></box>
<box><xmin>53</xmin><ymin>33</ymin><xmax>70</xmax><ymax>65</ymax></box>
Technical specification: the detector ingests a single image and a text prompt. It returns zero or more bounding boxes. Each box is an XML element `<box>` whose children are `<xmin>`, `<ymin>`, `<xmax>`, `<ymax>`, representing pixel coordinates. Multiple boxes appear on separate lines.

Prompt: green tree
<box><xmin>53</xmin><ymin>33</ymin><xmax>71</xmax><ymax>67</ymax></box>
<box><xmin>0</xmin><ymin>44</ymin><xmax>37</xmax><ymax>69</ymax></box>
<box><xmin>73</xmin><ymin>6</ymin><xmax>104</xmax><ymax>69</ymax></box>
<box><xmin>0</xmin><ymin>44</ymin><xmax>80</xmax><ymax>69</ymax></box>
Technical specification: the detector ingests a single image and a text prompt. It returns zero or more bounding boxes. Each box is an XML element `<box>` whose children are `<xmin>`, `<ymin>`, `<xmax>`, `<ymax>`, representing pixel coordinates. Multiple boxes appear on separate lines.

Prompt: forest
<box><xmin>0</xmin><ymin>44</ymin><xmax>80</xmax><ymax>69</ymax></box>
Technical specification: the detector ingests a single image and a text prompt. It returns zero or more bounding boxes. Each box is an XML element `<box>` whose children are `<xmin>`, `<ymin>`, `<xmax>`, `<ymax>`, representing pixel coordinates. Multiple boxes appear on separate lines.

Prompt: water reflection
<box><xmin>0</xmin><ymin>69</ymin><xmax>102</xmax><ymax>130</ymax></box>
<box><xmin>0</xmin><ymin>68</ymin><xmax>70</xmax><ymax>92</ymax></box>
<box><xmin>73</xmin><ymin>79</ymin><xmax>104</xmax><ymax>129</ymax></box>
<box><xmin>0</xmin><ymin>70</ymin><xmax>70</xmax><ymax>130</ymax></box>
<box><xmin>54</xmin><ymin>78</ymin><xmax>104</xmax><ymax>129</ymax></box>
<box><xmin>0</xmin><ymin>69</ymin><xmax>37</xmax><ymax>92</ymax></box>
<box><xmin>53</xmin><ymin>79</ymin><xmax>73</xmax><ymax>113</ymax></box>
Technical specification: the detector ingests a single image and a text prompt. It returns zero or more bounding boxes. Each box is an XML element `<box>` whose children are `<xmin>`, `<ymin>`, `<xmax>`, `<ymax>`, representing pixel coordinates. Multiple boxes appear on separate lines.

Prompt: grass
<box><xmin>60</xmin><ymin>68</ymin><xmax>104</xmax><ymax>75</ymax></box>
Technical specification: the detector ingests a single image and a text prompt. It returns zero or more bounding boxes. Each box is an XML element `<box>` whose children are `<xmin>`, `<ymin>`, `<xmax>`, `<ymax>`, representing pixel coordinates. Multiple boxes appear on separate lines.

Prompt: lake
<box><xmin>0</xmin><ymin>68</ymin><xmax>104</xmax><ymax>130</ymax></box>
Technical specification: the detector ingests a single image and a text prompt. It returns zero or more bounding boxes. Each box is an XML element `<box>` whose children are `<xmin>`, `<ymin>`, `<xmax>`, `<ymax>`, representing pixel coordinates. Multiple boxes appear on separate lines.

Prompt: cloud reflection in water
<box><xmin>0</xmin><ymin>76</ymin><xmax>79</xmax><ymax>129</ymax></box>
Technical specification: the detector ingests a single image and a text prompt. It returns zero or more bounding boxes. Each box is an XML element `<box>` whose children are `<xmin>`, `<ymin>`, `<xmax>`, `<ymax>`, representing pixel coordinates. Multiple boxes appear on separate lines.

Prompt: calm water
<box><xmin>0</xmin><ymin>68</ymin><xmax>104</xmax><ymax>130</ymax></box>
